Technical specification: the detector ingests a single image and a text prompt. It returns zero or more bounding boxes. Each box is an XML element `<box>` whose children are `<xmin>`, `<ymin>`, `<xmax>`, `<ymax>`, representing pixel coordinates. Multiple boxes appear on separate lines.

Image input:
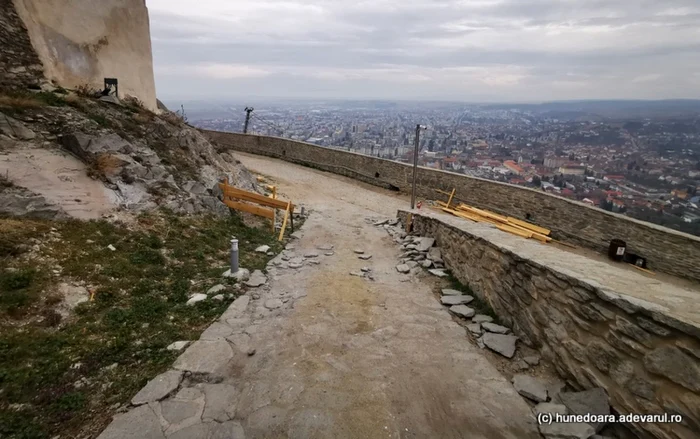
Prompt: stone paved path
<box><xmin>98</xmin><ymin>153</ymin><xmax>540</xmax><ymax>439</ymax></box>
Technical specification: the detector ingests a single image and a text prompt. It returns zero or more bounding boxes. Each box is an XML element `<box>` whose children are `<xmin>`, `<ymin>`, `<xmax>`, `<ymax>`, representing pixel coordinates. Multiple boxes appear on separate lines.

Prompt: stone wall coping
<box><xmin>398</xmin><ymin>209</ymin><xmax>700</xmax><ymax>338</ymax></box>
<box><xmin>204</xmin><ymin>130</ymin><xmax>700</xmax><ymax>244</ymax></box>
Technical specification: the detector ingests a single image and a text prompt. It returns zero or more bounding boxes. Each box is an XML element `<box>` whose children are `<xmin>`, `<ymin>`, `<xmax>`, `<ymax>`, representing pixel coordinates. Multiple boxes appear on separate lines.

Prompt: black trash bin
<box><xmin>608</xmin><ymin>239</ymin><xmax>626</xmax><ymax>262</ymax></box>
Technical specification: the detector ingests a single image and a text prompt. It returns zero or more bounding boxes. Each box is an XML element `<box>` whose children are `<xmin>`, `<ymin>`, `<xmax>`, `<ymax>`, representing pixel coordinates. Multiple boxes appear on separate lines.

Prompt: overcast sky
<box><xmin>146</xmin><ymin>0</ymin><xmax>700</xmax><ymax>102</ymax></box>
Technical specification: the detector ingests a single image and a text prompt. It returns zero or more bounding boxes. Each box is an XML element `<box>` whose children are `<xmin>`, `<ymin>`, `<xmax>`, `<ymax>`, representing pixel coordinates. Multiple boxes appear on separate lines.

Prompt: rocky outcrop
<box><xmin>0</xmin><ymin>183</ymin><xmax>68</xmax><ymax>220</ymax></box>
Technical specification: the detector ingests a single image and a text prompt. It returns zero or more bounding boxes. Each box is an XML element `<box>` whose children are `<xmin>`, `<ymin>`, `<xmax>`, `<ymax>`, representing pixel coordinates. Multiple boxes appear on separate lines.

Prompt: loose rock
<box><xmin>304</xmin><ymin>251</ymin><xmax>319</xmax><ymax>258</ymax></box>
<box><xmin>441</xmin><ymin>289</ymin><xmax>462</xmax><ymax>296</ymax></box>
<box><xmin>481</xmin><ymin>322</ymin><xmax>510</xmax><ymax>334</ymax></box>
<box><xmin>512</xmin><ymin>374</ymin><xmax>549</xmax><ymax>402</ymax></box>
<box><xmin>482</xmin><ymin>333</ymin><xmax>518</xmax><ymax>358</ymax></box>
<box><xmin>186</xmin><ymin>294</ymin><xmax>208</xmax><ymax>306</ymax></box>
<box><xmin>167</xmin><ymin>341</ymin><xmax>191</xmax><ymax>352</ymax></box>
<box><xmin>440</xmin><ymin>295</ymin><xmax>474</xmax><ymax>306</ymax></box>
<box><xmin>467</xmin><ymin>323</ymin><xmax>482</xmax><ymax>334</ymax></box>
<box><xmin>472</xmin><ymin>314</ymin><xmax>494</xmax><ymax>324</ymax></box>
<box><xmin>396</xmin><ymin>264</ymin><xmax>410</xmax><ymax>274</ymax></box>
<box><xmin>255</xmin><ymin>245</ymin><xmax>271</xmax><ymax>253</ymax></box>
<box><xmin>245</xmin><ymin>270</ymin><xmax>267</xmax><ymax>287</ymax></box>
<box><xmin>450</xmin><ymin>305</ymin><xmax>476</xmax><ymax>318</ymax></box>
<box><xmin>353</xmin><ymin>249</ymin><xmax>365</xmax><ymax>254</ymax></box>
<box><xmin>358</xmin><ymin>254</ymin><xmax>373</xmax><ymax>260</ymax></box>
<box><xmin>539</xmin><ymin>422</ymin><xmax>595</xmax><ymax>439</ymax></box>
<box><xmin>207</xmin><ymin>284</ymin><xmax>226</xmax><ymax>295</ymax></box>
<box><xmin>428</xmin><ymin>269</ymin><xmax>447</xmax><ymax>277</ymax></box>
<box><xmin>555</xmin><ymin>388</ymin><xmax>610</xmax><ymax>432</ymax></box>
<box><xmin>223</xmin><ymin>268</ymin><xmax>250</xmax><ymax>282</ymax></box>
<box><xmin>415</xmin><ymin>237</ymin><xmax>435</xmax><ymax>252</ymax></box>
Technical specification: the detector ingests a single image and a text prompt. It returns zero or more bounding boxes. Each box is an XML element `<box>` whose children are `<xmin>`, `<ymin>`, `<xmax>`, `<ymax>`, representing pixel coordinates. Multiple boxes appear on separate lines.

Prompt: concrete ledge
<box><xmin>398</xmin><ymin>208</ymin><xmax>700</xmax><ymax>439</ymax></box>
<box><xmin>202</xmin><ymin>130</ymin><xmax>700</xmax><ymax>283</ymax></box>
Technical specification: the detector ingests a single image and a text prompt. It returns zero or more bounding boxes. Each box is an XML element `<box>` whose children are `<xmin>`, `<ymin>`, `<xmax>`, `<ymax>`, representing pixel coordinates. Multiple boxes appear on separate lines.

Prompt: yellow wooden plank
<box><xmin>506</xmin><ymin>217</ymin><xmax>550</xmax><ymax>236</ymax></box>
<box><xmin>224</xmin><ymin>200</ymin><xmax>275</xmax><ymax>219</ymax></box>
<box><xmin>446</xmin><ymin>188</ymin><xmax>456</xmax><ymax>208</ymax></box>
<box><xmin>497</xmin><ymin>224</ymin><xmax>532</xmax><ymax>239</ymax></box>
<box><xmin>278</xmin><ymin>202</ymin><xmax>291</xmax><ymax>241</ymax></box>
<box><xmin>219</xmin><ymin>184</ymin><xmax>293</xmax><ymax>211</ymax></box>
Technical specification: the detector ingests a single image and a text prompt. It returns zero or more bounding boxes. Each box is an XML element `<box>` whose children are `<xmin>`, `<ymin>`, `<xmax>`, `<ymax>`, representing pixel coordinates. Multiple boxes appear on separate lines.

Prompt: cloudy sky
<box><xmin>146</xmin><ymin>0</ymin><xmax>700</xmax><ymax>102</ymax></box>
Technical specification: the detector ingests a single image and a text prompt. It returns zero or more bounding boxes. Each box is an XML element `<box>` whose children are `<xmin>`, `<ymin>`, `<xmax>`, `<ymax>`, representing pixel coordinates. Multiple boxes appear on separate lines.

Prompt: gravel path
<box><xmin>98</xmin><ymin>152</ymin><xmax>539</xmax><ymax>439</ymax></box>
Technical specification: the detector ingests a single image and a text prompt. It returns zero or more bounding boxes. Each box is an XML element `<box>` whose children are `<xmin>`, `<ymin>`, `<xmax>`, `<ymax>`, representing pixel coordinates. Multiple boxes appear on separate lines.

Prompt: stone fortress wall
<box><xmin>1</xmin><ymin>0</ymin><xmax>158</xmax><ymax>111</ymax></box>
<box><xmin>203</xmin><ymin>130</ymin><xmax>700</xmax><ymax>283</ymax></box>
<box><xmin>397</xmin><ymin>209</ymin><xmax>700</xmax><ymax>439</ymax></box>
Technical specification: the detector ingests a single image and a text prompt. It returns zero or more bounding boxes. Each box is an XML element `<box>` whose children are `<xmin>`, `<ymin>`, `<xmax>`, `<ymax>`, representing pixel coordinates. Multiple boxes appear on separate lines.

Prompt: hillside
<box><xmin>0</xmin><ymin>89</ymin><xmax>256</xmax><ymax>219</ymax></box>
<box><xmin>0</xmin><ymin>89</ymin><xmax>287</xmax><ymax>439</ymax></box>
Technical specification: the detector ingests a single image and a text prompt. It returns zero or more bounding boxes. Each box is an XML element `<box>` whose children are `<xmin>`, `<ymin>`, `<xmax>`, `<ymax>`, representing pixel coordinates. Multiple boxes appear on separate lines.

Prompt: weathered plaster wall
<box><xmin>10</xmin><ymin>0</ymin><xmax>157</xmax><ymax>111</ymax></box>
<box><xmin>202</xmin><ymin>130</ymin><xmax>700</xmax><ymax>283</ymax></box>
<box><xmin>398</xmin><ymin>209</ymin><xmax>700</xmax><ymax>439</ymax></box>
<box><xmin>0</xmin><ymin>0</ymin><xmax>44</xmax><ymax>89</ymax></box>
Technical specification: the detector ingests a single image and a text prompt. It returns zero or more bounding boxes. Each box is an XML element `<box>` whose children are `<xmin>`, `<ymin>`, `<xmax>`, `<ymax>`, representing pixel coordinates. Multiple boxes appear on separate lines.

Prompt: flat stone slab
<box><xmin>206</xmin><ymin>284</ymin><xmax>226</xmax><ymax>295</ymax></box>
<box><xmin>472</xmin><ymin>314</ymin><xmax>494</xmax><ymax>324</ymax></box>
<box><xmin>265</xmin><ymin>299</ymin><xmax>283</xmax><ymax>310</ymax></box>
<box><xmin>358</xmin><ymin>254</ymin><xmax>373</xmax><ymax>260</ymax></box>
<box><xmin>441</xmin><ymin>289</ymin><xmax>462</xmax><ymax>296</ymax></box>
<box><xmin>396</xmin><ymin>264</ymin><xmax>410</xmax><ymax>273</ymax></box>
<box><xmin>441</xmin><ymin>295</ymin><xmax>474</xmax><ymax>306</ymax></box>
<box><xmin>467</xmin><ymin>323</ymin><xmax>482</xmax><ymax>334</ymax></box>
<box><xmin>186</xmin><ymin>294</ymin><xmax>208</xmax><ymax>306</ymax></box>
<box><xmin>450</xmin><ymin>305</ymin><xmax>475</xmax><ymax>318</ymax></box>
<box><xmin>200</xmin><ymin>383</ymin><xmax>238</xmax><ymax>422</ymax></box>
<box><xmin>255</xmin><ymin>245</ymin><xmax>270</xmax><ymax>253</ymax></box>
<box><xmin>97</xmin><ymin>404</ymin><xmax>165</xmax><ymax>439</ymax></box>
<box><xmin>304</xmin><ymin>251</ymin><xmax>319</xmax><ymax>258</ymax></box>
<box><xmin>482</xmin><ymin>322</ymin><xmax>510</xmax><ymax>334</ymax></box>
<box><xmin>513</xmin><ymin>374</ymin><xmax>549</xmax><ymax>402</ymax></box>
<box><xmin>131</xmin><ymin>370</ymin><xmax>184</xmax><ymax>405</ymax></box>
<box><xmin>421</xmin><ymin>259</ymin><xmax>433</xmax><ymax>268</ymax></box>
<box><xmin>245</xmin><ymin>270</ymin><xmax>267</xmax><ymax>287</ymax></box>
<box><xmin>167</xmin><ymin>341</ymin><xmax>191</xmax><ymax>352</ymax></box>
<box><xmin>353</xmin><ymin>249</ymin><xmax>365</xmax><ymax>254</ymax></box>
<box><xmin>534</xmin><ymin>402</ymin><xmax>568</xmax><ymax>416</ymax></box>
<box><xmin>427</xmin><ymin>247</ymin><xmax>442</xmax><ymax>261</ymax></box>
<box><xmin>482</xmin><ymin>333</ymin><xmax>518</xmax><ymax>358</ymax></box>
<box><xmin>539</xmin><ymin>422</ymin><xmax>595</xmax><ymax>439</ymax></box>
<box><xmin>223</xmin><ymin>268</ymin><xmax>250</xmax><ymax>282</ymax></box>
<box><xmin>317</xmin><ymin>244</ymin><xmax>334</xmax><ymax>250</ymax></box>
<box><xmin>415</xmin><ymin>237</ymin><xmax>435</xmax><ymax>252</ymax></box>
<box><xmin>428</xmin><ymin>269</ymin><xmax>448</xmax><ymax>277</ymax></box>
<box><xmin>555</xmin><ymin>388</ymin><xmax>610</xmax><ymax>432</ymax></box>
<box><xmin>173</xmin><ymin>340</ymin><xmax>233</xmax><ymax>375</ymax></box>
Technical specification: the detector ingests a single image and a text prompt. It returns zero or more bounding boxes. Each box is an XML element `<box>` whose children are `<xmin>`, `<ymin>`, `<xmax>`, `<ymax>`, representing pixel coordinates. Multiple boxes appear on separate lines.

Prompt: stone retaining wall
<box><xmin>398</xmin><ymin>209</ymin><xmax>700</xmax><ymax>439</ymax></box>
<box><xmin>0</xmin><ymin>0</ymin><xmax>44</xmax><ymax>90</ymax></box>
<box><xmin>202</xmin><ymin>130</ymin><xmax>700</xmax><ymax>283</ymax></box>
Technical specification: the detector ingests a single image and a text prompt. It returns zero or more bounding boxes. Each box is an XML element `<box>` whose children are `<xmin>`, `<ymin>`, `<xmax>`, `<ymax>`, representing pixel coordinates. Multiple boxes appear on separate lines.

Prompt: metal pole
<box><xmin>243</xmin><ymin>107</ymin><xmax>254</xmax><ymax>134</ymax></box>
<box><xmin>411</xmin><ymin>124</ymin><xmax>421</xmax><ymax>209</ymax></box>
<box><xmin>230</xmin><ymin>239</ymin><xmax>239</xmax><ymax>274</ymax></box>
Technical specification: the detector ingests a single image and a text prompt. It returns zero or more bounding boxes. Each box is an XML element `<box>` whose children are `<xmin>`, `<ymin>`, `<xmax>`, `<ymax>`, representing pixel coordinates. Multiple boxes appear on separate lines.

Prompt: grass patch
<box><xmin>445</xmin><ymin>273</ymin><xmax>499</xmax><ymax>322</ymax></box>
<box><xmin>88</xmin><ymin>114</ymin><xmax>112</xmax><ymax>128</ymax></box>
<box><xmin>0</xmin><ymin>211</ymin><xmax>283</xmax><ymax>439</ymax></box>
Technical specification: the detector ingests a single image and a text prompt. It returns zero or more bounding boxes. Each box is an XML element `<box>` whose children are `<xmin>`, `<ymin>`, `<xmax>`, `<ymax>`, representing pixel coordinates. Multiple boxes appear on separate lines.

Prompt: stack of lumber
<box><xmin>436</xmin><ymin>201</ymin><xmax>552</xmax><ymax>243</ymax></box>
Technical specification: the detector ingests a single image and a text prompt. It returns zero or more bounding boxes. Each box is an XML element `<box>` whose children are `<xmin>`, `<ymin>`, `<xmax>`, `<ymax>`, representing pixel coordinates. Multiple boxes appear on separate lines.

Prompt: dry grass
<box><xmin>132</xmin><ymin>109</ymin><xmax>154</xmax><ymax>124</ymax></box>
<box><xmin>161</xmin><ymin>111</ymin><xmax>184</xmax><ymax>126</ymax></box>
<box><xmin>95</xmin><ymin>153</ymin><xmax>125</xmax><ymax>177</ymax></box>
<box><xmin>0</xmin><ymin>94</ymin><xmax>43</xmax><ymax>109</ymax></box>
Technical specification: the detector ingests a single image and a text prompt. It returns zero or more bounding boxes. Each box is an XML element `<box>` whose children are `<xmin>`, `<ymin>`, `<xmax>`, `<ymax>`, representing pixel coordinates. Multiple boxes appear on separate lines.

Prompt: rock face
<box><xmin>0</xmin><ymin>184</ymin><xmax>69</xmax><ymax>220</ymax></box>
<box><xmin>0</xmin><ymin>113</ymin><xmax>35</xmax><ymax>140</ymax></box>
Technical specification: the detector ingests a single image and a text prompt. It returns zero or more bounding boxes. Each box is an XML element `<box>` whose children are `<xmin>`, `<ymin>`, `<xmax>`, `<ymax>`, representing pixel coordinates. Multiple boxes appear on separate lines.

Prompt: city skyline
<box><xmin>147</xmin><ymin>0</ymin><xmax>700</xmax><ymax>101</ymax></box>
